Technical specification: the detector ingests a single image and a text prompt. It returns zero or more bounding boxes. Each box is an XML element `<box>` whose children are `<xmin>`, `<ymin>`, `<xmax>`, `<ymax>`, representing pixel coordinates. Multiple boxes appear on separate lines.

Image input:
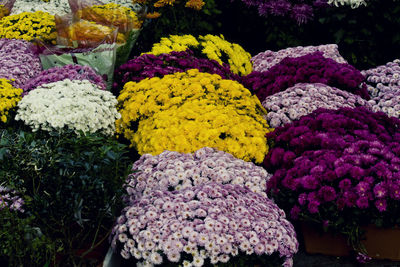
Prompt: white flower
<box><xmin>327</xmin><ymin>0</ymin><xmax>367</xmax><ymax>8</ymax></box>
<box><xmin>16</xmin><ymin>79</ymin><xmax>119</xmax><ymax>136</ymax></box>
<box><xmin>192</xmin><ymin>256</ymin><xmax>204</xmax><ymax>267</ymax></box>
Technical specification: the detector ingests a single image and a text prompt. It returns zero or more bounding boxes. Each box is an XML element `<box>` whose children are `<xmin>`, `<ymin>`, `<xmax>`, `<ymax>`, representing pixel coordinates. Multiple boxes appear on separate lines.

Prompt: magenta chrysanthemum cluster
<box><xmin>251</xmin><ymin>44</ymin><xmax>346</xmax><ymax>72</ymax></box>
<box><xmin>238</xmin><ymin>0</ymin><xmax>329</xmax><ymax>25</ymax></box>
<box><xmin>113</xmin><ymin>50</ymin><xmax>240</xmax><ymax>92</ymax></box>
<box><xmin>263</xmin><ymin>83</ymin><xmax>372</xmax><ymax>127</ymax></box>
<box><xmin>0</xmin><ymin>39</ymin><xmax>42</xmax><ymax>89</ymax></box>
<box><xmin>242</xmin><ymin>52</ymin><xmax>369</xmax><ymax>102</ymax></box>
<box><xmin>22</xmin><ymin>64</ymin><xmax>106</xmax><ymax>95</ymax></box>
<box><xmin>265</xmin><ymin>107</ymin><xmax>400</xmax><ymax>220</ymax></box>
<box><xmin>111</xmin><ymin>182</ymin><xmax>298</xmax><ymax>266</ymax></box>
<box><xmin>0</xmin><ymin>186</ymin><xmax>24</xmax><ymax>213</ymax></box>
<box><xmin>125</xmin><ymin>147</ymin><xmax>271</xmax><ymax>202</ymax></box>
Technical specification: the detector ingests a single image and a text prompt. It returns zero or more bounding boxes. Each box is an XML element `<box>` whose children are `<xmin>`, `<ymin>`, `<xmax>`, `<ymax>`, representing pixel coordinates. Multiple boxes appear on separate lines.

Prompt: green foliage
<box><xmin>0</xmin><ymin>128</ymin><xmax>132</xmax><ymax>266</ymax></box>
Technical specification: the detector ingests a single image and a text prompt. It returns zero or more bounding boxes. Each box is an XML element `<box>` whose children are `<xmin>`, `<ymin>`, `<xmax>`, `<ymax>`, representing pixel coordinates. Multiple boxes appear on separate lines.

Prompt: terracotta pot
<box><xmin>301</xmin><ymin>223</ymin><xmax>400</xmax><ymax>260</ymax></box>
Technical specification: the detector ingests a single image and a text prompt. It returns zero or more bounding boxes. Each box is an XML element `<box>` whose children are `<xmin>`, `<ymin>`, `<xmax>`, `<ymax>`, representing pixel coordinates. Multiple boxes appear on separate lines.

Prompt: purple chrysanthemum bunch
<box><xmin>111</xmin><ymin>182</ymin><xmax>298</xmax><ymax>266</ymax></box>
<box><xmin>0</xmin><ymin>186</ymin><xmax>24</xmax><ymax>213</ymax></box>
<box><xmin>0</xmin><ymin>38</ymin><xmax>42</xmax><ymax>88</ymax></box>
<box><xmin>242</xmin><ymin>52</ymin><xmax>369</xmax><ymax>102</ymax></box>
<box><xmin>22</xmin><ymin>64</ymin><xmax>106</xmax><ymax>95</ymax></box>
<box><xmin>251</xmin><ymin>44</ymin><xmax>346</xmax><ymax>72</ymax></box>
<box><xmin>362</xmin><ymin>59</ymin><xmax>400</xmax><ymax>97</ymax></box>
<box><xmin>113</xmin><ymin>50</ymin><xmax>240</xmax><ymax>92</ymax></box>
<box><xmin>125</xmin><ymin>147</ymin><xmax>271</xmax><ymax>202</ymax></box>
<box><xmin>237</xmin><ymin>0</ymin><xmax>328</xmax><ymax>24</ymax></box>
<box><xmin>264</xmin><ymin>106</ymin><xmax>400</xmax><ymax>253</ymax></box>
<box><xmin>367</xmin><ymin>90</ymin><xmax>400</xmax><ymax>118</ymax></box>
<box><xmin>263</xmin><ymin>83</ymin><xmax>372</xmax><ymax>128</ymax></box>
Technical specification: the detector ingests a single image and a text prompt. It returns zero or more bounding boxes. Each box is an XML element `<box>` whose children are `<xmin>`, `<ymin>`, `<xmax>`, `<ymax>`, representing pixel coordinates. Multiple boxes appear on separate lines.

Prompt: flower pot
<box><xmin>301</xmin><ymin>223</ymin><xmax>400</xmax><ymax>260</ymax></box>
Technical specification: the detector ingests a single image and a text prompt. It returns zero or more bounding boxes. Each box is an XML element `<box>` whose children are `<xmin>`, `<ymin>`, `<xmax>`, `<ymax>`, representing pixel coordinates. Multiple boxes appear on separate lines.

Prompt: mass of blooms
<box><xmin>0</xmin><ymin>11</ymin><xmax>57</xmax><ymax>44</ymax></box>
<box><xmin>236</xmin><ymin>0</ymin><xmax>328</xmax><ymax>25</ymax></box>
<box><xmin>362</xmin><ymin>59</ymin><xmax>400</xmax><ymax>97</ymax></box>
<box><xmin>242</xmin><ymin>52</ymin><xmax>369</xmax><ymax>102</ymax></box>
<box><xmin>0</xmin><ymin>186</ymin><xmax>24</xmax><ymax>213</ymax></box>
<box><xmin>124</xmin><ymin>147</ymin><xmax>271</xmax><ymax>202</ymax></box>
<box><xmin>0</xmin><ymin>38</ymin><xmax>42</xmax><ymax>89</ymax></box>
<box><xmin>132</xmin><ymin>98</ymin><xmax>269</xmax><ymax>163</ymax></box>
<box><xmin>56</xmin><ymin>20</ymin><xmax>126</xmax><ymax>46</ymax></box>
<box><xmin>133</xmin><ymin>0</ymin><xmax>205</xmax><ymax>16</ymax></box>
<box><xmin>263</xmin><ymin>83</ymin><xmax>372</xmax><ymax>128</ymax></box>
<box><xmin>74</xmin><ymin>3</ymin><xmax>142</xmax><ymax>32</ymax></box>
<box><xmin>116</xmin><ymin>69</ymin><xmax>270</xmax><ymax>162</ymax></box>
<box><xmin>146</xmin><ymin>34</ymin><xmax>253</xmax><ymax>76</ymax></box>
<box><xmin>251</xmin><ymin>44</ymin><xmax>347</xmax><ymax>72</ymax></box>
<box><xmin>327</xmin><ymin>0</ymin><xmax>367</xmax><ymax>8</ymax></box>
<box><xmin>111</xmin><ymin>182</ymin><xmax>298</xmax><ymax>266</ymax></box>
<box><xmin>22</xmin><ymin>64</ymin><xmax>106</xmax><ymax>95</ymax></box>
<box><xmin>0</xmin><ymin>78</ymin><xmax>23</xmax><ymax>123</ymax></box>
<box><xmin>15</xmin><ymin>79</ymin><xmax>121</xmax><ymax>136</ymax></box>
<box><xmin>10</xmin><ymin>0</ymin><xmax>71</xmax><ymax>16</ymax></box>
<box><xmin>265</xmin><ymin>106</ymin><xmax>400</xmax><ymax>253</ymax></box>
<box><xmin>113</xmin><ymin>50</ymin><xmax>240</xmax><ymax>92</ymax></box>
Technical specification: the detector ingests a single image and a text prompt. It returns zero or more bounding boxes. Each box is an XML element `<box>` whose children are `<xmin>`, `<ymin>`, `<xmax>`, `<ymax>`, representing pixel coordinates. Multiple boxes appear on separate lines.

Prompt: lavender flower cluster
<box><xmin>125</xmin><ymin>147</ymin><xmax>271</xmax><ymax>202</ymax></box>
<box><xmin>263</xmin><ymin>83</ymin><xmax>372</xmax><ymax>128</ymax></box>
<box><xmin>238</xmin><ymin>0</ymin><xmax>328</xmax><ymax>24</ymax></box>
<box><xmin>0</xmin><ymin>39</ymin><xmax>42</xmax><ymax>89</ymax></box>
<box><xmin>22</xmin><ymin>64</ymin><xmax>106</xmax><ymax>95</ymax></box>
<box><xmin>111</xmin><ymin>182</ymin><xmax>298</xmax><ymax>266</ymax></box>
<box><xmin>367</xmin><ymin>90</ymin><xmax>400</xmax><ymax>118</ymax></box>
<box><xmin>251</xmin><ymin>44</ymin><xmax>347</xmax><ymax>72</ymax></box>
<box><xmin>362</xmin><ymin>59</ymin><xmax>400</xmax><ymax>97</ymax></box>
<box><xmin>242</xmin><ymin>52</ymin><xmax>369</xmax><ymax>102</ymax></box>
<box><xmin>0</xmin><ymin>186</ymin><xmax>24</xmax><ymax>213</ymax></box>
<box><xmin>113</xmin><ymin>50</ymin><xmax>240</xmax><ymax>92</ymax></box>
<box><xmin>265</xmin><ymin>107</ymin><xmax>400</xmax><ymax>219</ymax></box>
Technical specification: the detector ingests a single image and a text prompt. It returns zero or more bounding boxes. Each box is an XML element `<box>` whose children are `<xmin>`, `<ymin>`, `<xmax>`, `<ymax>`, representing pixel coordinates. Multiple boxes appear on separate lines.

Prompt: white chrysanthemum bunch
<box><xmin>327</xmin><ymin>0</ymin><xmax>367</xmax><ymax>8</ymax></box>
<box><xmin>11</xmin><ymin>0</ymin><xmax>71</xmax><ymax>16</ymax></box>
<box><xmin>15</xmin><ymin>79</ymin><xmax>121</xmax><ymax>136</ymax></box>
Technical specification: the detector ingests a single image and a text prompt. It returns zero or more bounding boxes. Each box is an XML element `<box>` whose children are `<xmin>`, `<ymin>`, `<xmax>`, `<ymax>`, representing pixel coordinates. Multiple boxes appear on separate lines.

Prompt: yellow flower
<box><xmin>0</xmin><ymin>11</ymin><xmax>56</xmax><ymax>43</ymax></box>
<box><xmin>154</xmin><ymin>0</ymin><xmax>175</xmax><ymax>7</ymax></box>
<box><xmin>185</xmin><ymin>0</ymin><xmax>205</xmax><ymax>10</ymax></box>
<box><xmin>0</xmin><ymin>79</ymin><xmax>23</xmax><ymax>124</ymax></box>
<box><xmin>76</xmin><ymin>3</ymin><xmax>143</xmax><ymax>32</ymax></box>
<box><xmin>116</xmin><ymin>70</ymin><xmax>272</xmax><ymax>163</ymax></box>
<box><xmin>146</xmin><ymin>34</ymin><xmax>252</xmax><ymax>76</ymax></box>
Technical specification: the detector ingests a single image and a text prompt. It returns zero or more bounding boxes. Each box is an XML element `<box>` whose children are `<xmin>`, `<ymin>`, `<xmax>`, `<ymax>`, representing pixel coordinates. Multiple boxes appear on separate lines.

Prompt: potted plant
<box><xmin>264</xmin><ymin>106</ymin><xmax>400</xmax><ymax>261</ymax></box>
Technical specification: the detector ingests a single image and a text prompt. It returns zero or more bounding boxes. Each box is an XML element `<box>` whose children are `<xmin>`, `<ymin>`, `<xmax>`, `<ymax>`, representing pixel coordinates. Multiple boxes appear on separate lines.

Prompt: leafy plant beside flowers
<box><xmin>146</xmin><ymin>34</ymin><xmax>253</xmax><ymax>76</ymax></box>
<box><xmin>242</xmin><ymin>52</ymin><xmax>369</xmax><ymax>102</ymax></box>
<box><xmin>124</xmin><ymin>147</ymin><xmax>271</xmax><ymax>202</ymax></box>
<box><xmin>263</xmin><ymin>83</ymin><xmax>371</xmax><ymax>128</ymax></box>
<box><xmin>0</xmin><ymin>11</ymin><xmax>57</xmax><ymax>44</ymax></box>
<box><xmin>0</xmin><ymin>128</ymin><xmax>131</xmax><ymax>266</ymax></box>
<box><xmin>264</xmin><ymin>106</ymin><xmax>400</xmax><ymax>257</ymax></box>
<box><xmin>0</xmin><ymin>79</ymin><xmax>22</xmax><ymax>124</ymax></box>
<box><xmin>15</xmin><ymin>79</ymin><xmax>121</xmax><ymax>136</ymax></box>
<box><xmin>112</xmin><ymin>50</ymin><xmax>240</xmax><ymax>94</ymax></box>
<box><xmin>111</xmin><ymin>182</ymin><xmax>298</xmax><ymax>267</ymax></box>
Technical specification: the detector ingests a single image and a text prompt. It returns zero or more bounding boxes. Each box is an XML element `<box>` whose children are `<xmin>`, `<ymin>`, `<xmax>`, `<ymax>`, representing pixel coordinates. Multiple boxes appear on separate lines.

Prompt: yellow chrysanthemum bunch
<box><xmin>116</xmin><ymin>69</ymin><xmax>271</xmax><ymax>163</ymax></box>
<box><xmin>76</xmin><ymin>3</ymin><xmax>143</xmax><ymax>32</ymax></box>
<box><xmin>59</xmin><ymin>20</ymin><xmax>126</xmax><ymax>45</ymax></box>
<box><xmin>146</xmin><ymin>34</ymin><xmax>253</xmax><ymax>76</ymax></box>
<box><xmin>0</xmin><ymin>79</ymin><xmax>23</xmax><ymax>123</ymax></box>
<box><xmin>0</xmin><ymin>11</ymin><xmax>57</xmax><ymax>44</ymax></box>
<box><xmin>132</xmin><ymin>98</ymin><xmax>269</xmax><ymax>163</ymax></box>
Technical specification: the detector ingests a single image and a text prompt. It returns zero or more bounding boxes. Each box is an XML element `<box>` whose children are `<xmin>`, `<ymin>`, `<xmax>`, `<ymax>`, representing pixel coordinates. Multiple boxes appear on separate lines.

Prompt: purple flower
<box><xmin>291</xmin><ymin>4</ymin><xmax>313</xmax><ymax>25</ymax></box>
<box><xmin>356</xmin><ymin>196</ymin><xmax>369</xmax><ymax>209</ymax></box>
<box><xmin>318</xmin><ymin>186</ymin><xmax>337</xmax><ymax>202</ymax></box>
<box><xmin>298</xmin><ymin>193</ymin><xmax>307</xmax><ymax>206</ymax></box>
<box><xmin>373</xmin><ymin>183</ymin><xmax>387</xmax><ymax>198</ymax></box>
<box><xmin>300</xmin><ymin>175</ymin><xmax>319</xmax><ymax>190</ymax></box>
<box><xmin>22</xmin><ymin>64</ymin><xmax>106</xmax><ymax>95</ymax></box>
<box><xmin>113</xmin><ymin>50</ymin><xmax>240</xmax><ymax>93</ymax></box>
<box><xmin>290</xmin><ymin>205</ymin><xmax>301</xmax><ymax>219</ymax></box>
<box><xmin>375</xmin><ymin>199</ymin><xmax>387</xmax><ymax>212</ymax></box>
<box><xmin>307</xmin><ymin>200</ymin><xmax>320</xmax><ymax>214</ymax></box>
<box><xmin>339</xmin><ymin>179</ymin><xmax>352</xmax><ymax>190</ymax></box>
<box><xmin>243</xmin><ymin>52</ymin><xmax>369</xmax><ymax>102</ymax></box>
